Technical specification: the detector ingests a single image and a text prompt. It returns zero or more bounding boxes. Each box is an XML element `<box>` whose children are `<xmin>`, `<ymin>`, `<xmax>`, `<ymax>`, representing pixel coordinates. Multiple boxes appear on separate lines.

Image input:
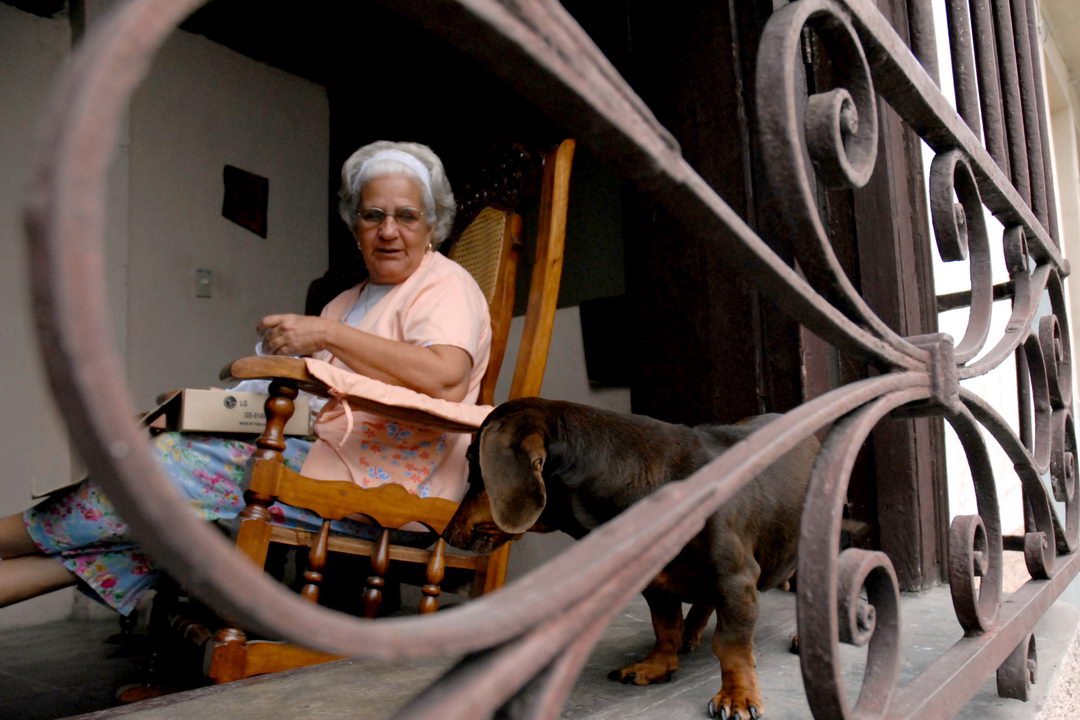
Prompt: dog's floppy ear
<box><xmin>479</xmin><ymin>423</ymin><xmax>547</xmax><ymax>534</ymax></box>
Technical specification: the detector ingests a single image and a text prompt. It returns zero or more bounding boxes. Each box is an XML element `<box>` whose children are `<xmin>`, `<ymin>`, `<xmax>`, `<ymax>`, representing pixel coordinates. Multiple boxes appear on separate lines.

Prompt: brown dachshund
<box><xmin>442</xmin><ymin>397</ymin><xmax>819</xmax><ymax>720</ymax></box>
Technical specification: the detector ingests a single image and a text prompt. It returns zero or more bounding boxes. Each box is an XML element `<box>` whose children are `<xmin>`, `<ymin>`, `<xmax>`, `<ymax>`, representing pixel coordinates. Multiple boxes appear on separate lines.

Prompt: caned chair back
<box><xmin>449</xmin><ymin>206</ymin><xmax>522</xmax><ymax>406</ymax></box>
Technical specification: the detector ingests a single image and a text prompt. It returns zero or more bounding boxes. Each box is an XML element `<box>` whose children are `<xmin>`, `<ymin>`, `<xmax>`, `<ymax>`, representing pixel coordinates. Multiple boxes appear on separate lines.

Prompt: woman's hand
<box><xmin>257</xmin><ymin>314</ymin><xmax>333</xmax><ymax>356</ymax></box>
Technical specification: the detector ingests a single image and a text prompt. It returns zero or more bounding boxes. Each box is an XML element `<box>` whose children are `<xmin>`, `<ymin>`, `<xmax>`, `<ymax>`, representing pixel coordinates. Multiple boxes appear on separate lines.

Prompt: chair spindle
<box><xmin>252</xmin><ymin>380</ymin><xmax>297</xmax><ymax>460</ymax></box>
<box><xmin>419</xmin><ymin>538</ymin><xmax>447</xmax><ymax>613</ymax></box>
<box><xmin>300</xmin><ymin>520</ymin><xmax>331</xmax><ymax>602</ymax></box>
<box><xmin>363</xmin><ymin>529</ymin><xmax>392</xmax><ymax>618</ymax></box>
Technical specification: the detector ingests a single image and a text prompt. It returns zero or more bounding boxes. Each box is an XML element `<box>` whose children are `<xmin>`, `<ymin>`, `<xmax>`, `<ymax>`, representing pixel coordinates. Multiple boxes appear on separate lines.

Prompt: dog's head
<box><xmin>443</xmin><ymin>400</ymin><xmax>555</xmax><ymax>553</ymax></box>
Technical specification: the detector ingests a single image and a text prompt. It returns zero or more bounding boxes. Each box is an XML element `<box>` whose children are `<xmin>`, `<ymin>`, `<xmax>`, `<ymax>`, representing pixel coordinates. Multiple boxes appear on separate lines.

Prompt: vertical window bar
<box><xmin>969</xmin><ymin>0</ymin><xmax>1010</xmax><ymax>175</ymax></box>
<box><xmin>946</xmin><ymin>0</ymin><xmax>984</xmax><ymax>139</ymax></box>
<box><xmin>1010</xmin><ymin>0</ymin><xmax>1051</xmax><ymax>233</ymax></box>
<box><xmin>991</xmin><ymin>0</ymin><xmax>1033</xmax><ymax>208</ymax></box>
<box><xmin>1024</xmin><ymin>0</ymin><xmax>1061</xmax><ymax>244</ymax></box>
<box><xmin>907</xmin><ymin>0</ymin><xmax>941</xmax><ymax>86</ymax></box>
<box><xmin>1017</xmin><ymin>347</ymin><xmax>1034</xmax><ymax>455</ymax></box>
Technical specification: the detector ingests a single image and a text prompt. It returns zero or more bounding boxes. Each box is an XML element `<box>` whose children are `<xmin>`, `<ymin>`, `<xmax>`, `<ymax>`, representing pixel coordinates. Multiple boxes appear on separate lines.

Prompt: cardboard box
<box><xmin>153</xmin><ymin>389</ymin><xmax>313</xmax><ymax>437</ymax></box>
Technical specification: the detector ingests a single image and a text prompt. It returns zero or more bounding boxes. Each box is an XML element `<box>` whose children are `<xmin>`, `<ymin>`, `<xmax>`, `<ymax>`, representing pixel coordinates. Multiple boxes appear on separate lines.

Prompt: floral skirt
<box><xmin>22</xmin><ymin>432</ymin><xmax>428</xmax><ymax>616</ymax></box>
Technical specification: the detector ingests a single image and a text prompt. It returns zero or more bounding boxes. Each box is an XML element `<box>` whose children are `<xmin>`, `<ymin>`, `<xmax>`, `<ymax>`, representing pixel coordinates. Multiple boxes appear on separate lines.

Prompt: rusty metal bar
<box><xmin>945</xmin><ymin>0</ymin><xmax>983</xmax><ymax>138</ymax></box>
<box><xmin>945</xmin><ymin>407</ymin><xmax>1005</xmax><ymax>637</ymax></box>
<box><xmin>936</xmin><ymin>281</ymin><xmax>1013</xmax><ymax>313</ymax></box>
<box><xmin>1024</xmin><ymin>0</ymin><xmax>1061</xmax><ymax>245</ymax></box>
<box><xmin>963</xmin><ymin>388</ymin><xmax>1070</xmax><ymax>550</ymax></box>
<box><xmin>958</xmin><ymin>262</ymin><xmax>1049</xmax><ymax>380</ymax></box>
<box><xmin>929</xmin><ymin>150</ymin><xmax>994</xmax><ymax>365</ymax></box>
<box><xmin>906</xmin><ymin>0</ymin><xmax>940</xmax><ymax>86</ymax></box>
<box><xmin>969</xmin><ymin>0</ymin><xmax>1010</xmax><ymax>173</ymax></box>
<box><xmin>990</xmin><ymin>0</ymin><xmax>1033</xmax><ymax>207</ymax></box>
<box><xmin>1009</xmin><ymin>0</ymin><xmax>1050</xmax><ymax>231</ymax></box>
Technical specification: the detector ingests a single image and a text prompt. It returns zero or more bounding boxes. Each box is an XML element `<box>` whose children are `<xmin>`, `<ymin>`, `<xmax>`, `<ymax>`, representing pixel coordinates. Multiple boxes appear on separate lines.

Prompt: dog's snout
<box><xmin>443</xmin><ymin>487</ymin><xmax>518</xmax><ymax>554</ymax></box>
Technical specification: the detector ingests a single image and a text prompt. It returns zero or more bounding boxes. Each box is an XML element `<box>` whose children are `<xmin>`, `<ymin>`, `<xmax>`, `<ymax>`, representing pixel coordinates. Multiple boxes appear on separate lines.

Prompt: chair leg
<box><xmin>419</xmin><ymin>538</ymin><xmax>446</xmax><ymax>613</ymax></box>
<box><xmin>300</xmin><ymin>520</ymin><xmax>331</xmax><ymax>603</ymax></box>
<box><xmin>207</xmin><ymin>626</ymin><xmax>250</xmax><ymax>684</ymax></box>
<box><xmin>363</xmin><ymin>529</ymin><xmax>391</xmax><ymax>618</ymax></box>
<box><xmin>471</xmin><ymin>543</ymin><xmax>512</xmax><ymax>596</ymax></box>
<box><xmin>203</xmin><ymin>496</ymin><xmax>269</xmax><ymax>683</ymax></box>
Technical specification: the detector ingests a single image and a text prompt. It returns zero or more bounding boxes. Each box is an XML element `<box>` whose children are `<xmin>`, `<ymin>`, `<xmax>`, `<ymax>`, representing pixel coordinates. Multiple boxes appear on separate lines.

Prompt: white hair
<box><xmin>338</xmin><ymin>140</ymin><xmax>456</xmax><ymax>247</ymax></box>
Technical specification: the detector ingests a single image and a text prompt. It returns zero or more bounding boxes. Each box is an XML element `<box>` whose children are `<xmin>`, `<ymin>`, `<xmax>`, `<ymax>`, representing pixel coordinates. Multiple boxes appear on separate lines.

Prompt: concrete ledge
<box><xmin>74</xmin><ymin>577</ymin><xmax>1080</xmax><ymax>719</ymax></box>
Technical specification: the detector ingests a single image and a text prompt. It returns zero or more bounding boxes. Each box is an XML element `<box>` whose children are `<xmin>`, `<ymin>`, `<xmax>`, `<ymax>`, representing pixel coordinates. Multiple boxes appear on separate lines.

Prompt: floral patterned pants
<box><xmin>22</xmin><ymin>432</ymin><xmax>411</xmax><ymax>615</ymax></box>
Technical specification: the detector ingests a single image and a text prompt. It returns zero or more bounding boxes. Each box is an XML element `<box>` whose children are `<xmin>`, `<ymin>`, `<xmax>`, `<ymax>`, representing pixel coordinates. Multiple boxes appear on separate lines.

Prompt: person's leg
<box><xmin>0</xmin><ymin>512</ymin><xmax>43</xmax><ymax>559</ymax></box>
<box><xmin>18</xmin><ymin>484</ymin><xmax>151</xmax><ymax>614</ymax></box>
<box><xmin>0</xmin><ymin>512</ymin><xmax>78</xmax><ymax>607</ymax></box>
<box><xmin>0</xmin><ymin>433</ymin><xmax>313</xmax><ymax>613</ymax></box>
<box><xmin>0</xmin><ymin>555</ymin><xmax>77</xmax><ymax>606</ymax></box>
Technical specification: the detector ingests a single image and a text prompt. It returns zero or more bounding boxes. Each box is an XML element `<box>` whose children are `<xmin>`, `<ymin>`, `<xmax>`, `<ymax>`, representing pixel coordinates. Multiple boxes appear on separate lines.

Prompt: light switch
<box><xmin>196</xmin><ymin>268</ymin><xmax>213</xmax><ymax>298</ymax></box>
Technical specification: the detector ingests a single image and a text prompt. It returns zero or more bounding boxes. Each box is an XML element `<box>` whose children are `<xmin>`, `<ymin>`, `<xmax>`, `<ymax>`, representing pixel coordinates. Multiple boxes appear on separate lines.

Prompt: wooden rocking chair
<box><xmin>192</xmin><ymin>139</ymin><xmax>574</xmax><ymax>683</ymax></box>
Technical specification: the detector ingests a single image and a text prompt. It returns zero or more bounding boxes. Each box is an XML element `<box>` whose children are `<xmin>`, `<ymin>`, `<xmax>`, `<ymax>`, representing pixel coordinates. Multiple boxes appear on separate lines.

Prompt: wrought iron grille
<box><xmin>21</xmin><ymin>0</ymin><xmax>1077</xmax><ymax>718</ymax></box>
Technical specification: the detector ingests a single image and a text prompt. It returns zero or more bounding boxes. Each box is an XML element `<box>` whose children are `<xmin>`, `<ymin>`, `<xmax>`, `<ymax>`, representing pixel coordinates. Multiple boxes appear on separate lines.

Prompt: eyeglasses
<box><xmin>357</xmin><ymin>206</ymin><xmax>428</xmax><ymax>229</ymax></box>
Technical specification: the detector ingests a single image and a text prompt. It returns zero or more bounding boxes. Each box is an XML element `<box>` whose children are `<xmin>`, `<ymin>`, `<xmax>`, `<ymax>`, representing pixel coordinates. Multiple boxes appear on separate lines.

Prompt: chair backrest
<box><xmin>448</xmin><ymin>138</ymin><xmax>575</xmax><ymax>405</ymax></box>
<box><xmin>447</xmin><ymin>206</ymin><xmax>521</xmax><ymax>406</ymax></box>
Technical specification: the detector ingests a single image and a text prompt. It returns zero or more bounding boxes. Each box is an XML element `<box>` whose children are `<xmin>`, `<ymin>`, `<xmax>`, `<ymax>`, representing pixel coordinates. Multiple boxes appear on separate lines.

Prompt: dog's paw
<box><xmin>706</xmin><ymin>696</ymin><xmax>761</xmax><ymax>720</ymax></box>
<box><xmin>711</xmin><ymin>641</ymin><xmax>763</xmax><ymax>719</ymax></box>
<box><xmin>607</xmin><ymin>660</ymin><xmax>677</xmax><ymax>685</ymax></box>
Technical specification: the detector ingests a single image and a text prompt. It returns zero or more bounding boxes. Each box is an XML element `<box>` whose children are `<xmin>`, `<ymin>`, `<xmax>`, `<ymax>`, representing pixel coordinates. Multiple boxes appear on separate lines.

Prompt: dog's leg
<box><xmin>708</xmin><ymin>576</ymin><xmax>763</xmax><ymax>720</ymax></box>
<box><xmin>607</xmin><ymin>586</ymin><xmax>683</xmax><ymax>685</ymax></box>
<box><xmin>679</xmin><ymin>603</ymin><xmax>713</xmax><ymax>654</ymax></box>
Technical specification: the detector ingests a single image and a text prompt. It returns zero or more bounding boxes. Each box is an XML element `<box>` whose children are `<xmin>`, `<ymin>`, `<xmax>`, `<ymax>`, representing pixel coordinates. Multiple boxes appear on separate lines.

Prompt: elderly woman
<box><xmin>0</xmin><ymin>140</ymin><xmax>491</xmax><ymax>615</ymax></box>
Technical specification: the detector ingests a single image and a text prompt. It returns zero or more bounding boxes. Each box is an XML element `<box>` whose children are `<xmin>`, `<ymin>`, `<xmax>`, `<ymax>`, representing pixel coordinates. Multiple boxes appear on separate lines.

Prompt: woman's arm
<box><xmin>257</xmin><ymin>314</ymin><xmax>473</xmax><ymax>401</ymax></box>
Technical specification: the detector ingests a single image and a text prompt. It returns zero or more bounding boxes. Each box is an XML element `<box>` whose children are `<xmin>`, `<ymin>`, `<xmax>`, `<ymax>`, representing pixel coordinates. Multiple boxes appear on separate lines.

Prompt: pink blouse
<box><xmin>297</xmin><ymin>251</ymin><xmax>491</xmax><ymax>501</ymax></box>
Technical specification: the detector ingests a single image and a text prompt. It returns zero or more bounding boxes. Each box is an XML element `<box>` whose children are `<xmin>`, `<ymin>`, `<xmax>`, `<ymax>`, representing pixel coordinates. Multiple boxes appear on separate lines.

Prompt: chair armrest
<box><xmin>220</xmin><ymin>356</ymin><xmax>331</xmax><ymax>396</ymax></box>
<box><xmin>220</xmin><ymin>356</ymin><xmax>493</xmax><ymax>433</ymax></box>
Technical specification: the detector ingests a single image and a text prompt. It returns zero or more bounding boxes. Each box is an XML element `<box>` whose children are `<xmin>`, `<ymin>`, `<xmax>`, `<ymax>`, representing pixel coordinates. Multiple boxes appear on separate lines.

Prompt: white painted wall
<box><xmin>1042</xmin><ymin>21</ymin><xmax>1080</xmax><ymax>380</ymax></box>
<box><xmin>125</xmin><ymin>30</ymin><xmax>329</xmax><ymax>407</ymax></box>
<box><xmin>1040</xmin><ymin>8</ymin><xmax>1080</xmax><ymax>549</ymax></box>
<box><xmin>0</xmin><ymin>5</ymin><xmax>329</xmax><ymax>627</ymax></box>
<box><xmin>0</xmin><ymin>3</ymin><xmax>81</xmax><ymax>628</ymax></box>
